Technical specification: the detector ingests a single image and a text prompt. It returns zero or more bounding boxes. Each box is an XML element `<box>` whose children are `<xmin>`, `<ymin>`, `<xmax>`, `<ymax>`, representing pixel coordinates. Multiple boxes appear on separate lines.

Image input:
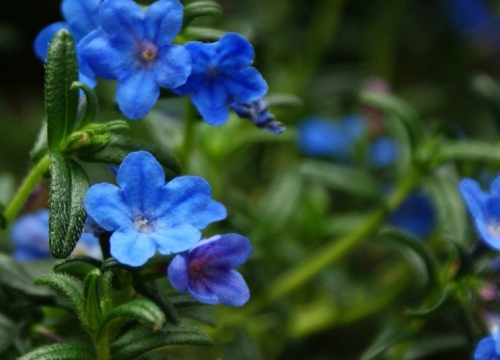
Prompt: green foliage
<box><xmin>17</xmin><ymin>343</ymin><xmax>96</xmax><ymax>360</ymax></box>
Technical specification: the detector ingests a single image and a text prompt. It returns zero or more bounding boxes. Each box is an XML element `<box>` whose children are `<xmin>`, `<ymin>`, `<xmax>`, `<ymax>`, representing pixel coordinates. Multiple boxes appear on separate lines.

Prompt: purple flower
<box><xmin>11</xmin><ymin>209</ymin><xmax>101</xmax><ymax>261</ymax></box>
<box><xmin>168</xmin><ymin>234</ymin><xmax>252</xmax><ymax>306</ymax></box>
<box><xmin>83</xmin><ymin>151</ymin><xmax>226</xmax><ymax>267</ymax></box>
<box><xmin>33</xmin><ymin>0</ymin><xmax>101</xmax><ymax>87</ymax></box>
<box><xmin>459</xmin><ymin>177</ymin><xmax>500</xmax><ymax>250</ymax></box>
<box><xmin>80</xmin><ymin>0</ymin><xmax>192</xmax><ymax>119</ymax></box>
<box><xmin>231</xmin><ymin>98</ymin><xmax>285</xmax><ymax>134</ymax></box>
<box><xmin>174</xmin><ymin>32</ymin><xmax>268</xmax><ymax>126</ymax></box>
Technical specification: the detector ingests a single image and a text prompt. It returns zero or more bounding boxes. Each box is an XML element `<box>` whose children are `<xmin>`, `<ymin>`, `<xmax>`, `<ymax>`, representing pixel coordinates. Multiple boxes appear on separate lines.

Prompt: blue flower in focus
<box><xmin>11</xmin><ymin>209</ymin><xmax>101</xmax><ymax>261</ymax></box>
<box><xmin>231</xmin><ymin>98</ymin><xmax>286</xmax><ymax>134</ymax></box>
<box><xmin>168</xmin><ymin>234</ymin><xmax>252</xmax><ymax>306</ymax></box>
<box><xmin>459</xmin><ymin>177</ymin><xmax>500</xmax><ymax>250</ymax></box>
<box><xmin>83</xmin><ymin>151</ymin><xmax>226</xmax><ymax>267</ymax></box>
<box><xmin>388</xmin><ymin>191</ymin><xmax>435</xmax><ymax>238</ymax></box>
<box><xmin>297</xmin><ymin>116</ymin><xmax>365</xmax><ymax>160</ymax></box>
<box><xmin>474</xmin><ymin>330</ymin><xmax>500</xmax><ymax>360</ymax></box>
<box><xmin>33</xmin><ymin>0</ymin><xmax>101</xmax><ymax>87</ymax></box>
<box><xmin>368</xmin><ymin>137</ymin><xmax>399</xmax><ymax>168</ymax></box>
<box><xmin>80</xmin><ymin>0</ymin><xmax>192</xmax><ymax>119</ymax></box>
<box><xmin>174</xmin><ymin>32</ymin><xmax>268</xmax><ymax>126</ymax></box>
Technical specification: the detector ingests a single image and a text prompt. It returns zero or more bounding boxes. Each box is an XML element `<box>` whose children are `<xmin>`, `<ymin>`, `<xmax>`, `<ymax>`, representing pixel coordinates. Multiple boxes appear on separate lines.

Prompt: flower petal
<box><xmin>145</xmin><ymin>0</ymin><xmax>184</xmax><ymax>43</ymax></box>
<box><xmin>61</xmin><ymin>0</ymin><xmax>100</xmax><ymax>39</ymax></box>
<box><xmin>491</xmin><ymin>174</ymin><xmax>500</xmax><ymax>196</ymax></box>
<box><xmin>203</xmin><ymin>269</ymin><xmax>250</xmax><ymax>306</ymax></box>
<box><xmin>187</xmin><ymin>278</ymin><xmax>219</xmax><ymax>305</ymax></box>
<box><xmin>190</xmin><ymin>234</ymin><xmax>252</xmax><ymax>269</ymax></box>
<box><xmin>459</xmin><ymin>179</ymin><xmax>488</xmax><ymax>223</ymax></box>
<box><xmin>84</xmin><ymin>183</ymin><xmax>132</xmax><ymax>231</ymax></box>
<box><xmin>155</xmin><ymin>44</ymin><xmax>192</xmax><ymax>88</ymax></box>
<box><xmin>110</xmin><ymin>226</ymin><xmax>157</xmax><ymax>267</ymax></box>
<box><xmin>221</xmin><ymin>66</ymin><xmax>268</xmax><ymax>104</ymax></box>
<box><xmin>116</xmin><ymin>69</ymin><xmax>159</xmax><ymax>119</ymax></box>
<box><xmin>474</xmin><ymin>336</ymin><xmax>498</xmax><ymax>360</ymax></box>
<box><xmin>99</xmin><ymin>0</ymin><xmax>145</xmax><ymax>44</ymax></box>
<box><xmin>167</xmin><ymin>253</ymin><xmax>189</xmax><ymax>292</ymax></box>
<box><xmin>190</xmin><ymin>200</ymin><xmax>227</xmax><ymax>229</ymax></box>
<box><xmin>191</xmin><ymin>80</ymin><xmax>230</xmax><ymax>125</ymax></box>
<box><xmin>154</xmin><ymin>223</ymin><xmax>201</xmax><ymax>255</ymax></box>
<box><xmin>156</xmin><ymin>176</ymin><xmax>212</xmax><ymax>226</ymax></box>
<box><xmin>218</xmin><ymin>33</ymin><xmax>255</xmax><ymax>69</ymax></box>
<box><xmin>476</xmin><ymin>220</ymin><xmax>500</xmax><ymax>251</ymax></box>
<box><xmin>116</xmin><ymin>151</ymin><xmax>166</xmax><ymax>212</ymax></box>
<box><xmin>33</xmin><ymin>22</ymin><xmax>68</xmax><ymax>61</ymax></box>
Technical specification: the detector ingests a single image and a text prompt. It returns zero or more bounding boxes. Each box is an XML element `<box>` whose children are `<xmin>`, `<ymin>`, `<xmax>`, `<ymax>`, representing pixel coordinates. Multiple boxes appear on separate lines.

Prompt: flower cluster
<box><xmin>84</xmin><ymin>151</ymin><xmax>252</xmax><ymax>306</ymax></box>
<box><xmin>34</xmin><ymin>0</ymin><xmax>277</xmax><ymax>132</ymax></box>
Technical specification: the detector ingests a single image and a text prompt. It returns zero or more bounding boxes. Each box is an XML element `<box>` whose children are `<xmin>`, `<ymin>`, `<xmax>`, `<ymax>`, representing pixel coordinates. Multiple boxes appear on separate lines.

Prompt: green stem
<box><xmin>179</xmin><ymin>100</ymin><xmax>197</xmax><ymax>173</ymax></box>
<box><xmin>248</xmin><ymin>170</ymin><xmax>418</xmax><ymax>312</ymax></box>
<box><xmin>96</xmin><ymin>332</ymin><xmax>111</xmax><ymax>360</ymax></box>
<box><xmin>4</xmin><ymin>154</ymin><xmax>51</xmax><ymax>223</ymax></box>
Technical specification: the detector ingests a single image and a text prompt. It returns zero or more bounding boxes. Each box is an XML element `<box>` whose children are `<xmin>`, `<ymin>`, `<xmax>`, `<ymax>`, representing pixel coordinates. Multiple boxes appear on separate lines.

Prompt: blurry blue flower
<box><xmin>168</xmin><ymin>234</ymin><xmax>252</xmax><ymax>306</ymax></box>
<box><xmin>83</xmin><ymin>151</ymin><xmax>226</xmax><ymax>267</ymax></box>
<box><xmin>174</xmin><ymin>32</ymin><xmax>268</xmax><ymax>126</ymax></box>
<box><xmin>368</xmin><ymin>137</ymin><xmax>399</xmax><ymax>168</ymax></box>
<box><xmin>80</xmin><ymin>0</ymin><xmax>191</xmax><ymax>119</ymax></box>
<box><xmin>446</xmin><ymin>0</ymin><xmax>496</xmax><ymax>36</ymax></box>
<box><xmin>459</xmin><ymin>177</ymin><xmax>500</xmax><ymax>250</ymax></box>
<box><xmin>231</xmin><ymin>98</ymin><xmax>285</xmax><ymax>134</ymax></box>
<box><xmin>475</xmin><ymin>334</ymin><xmax>500</xmax><ymax>360</ymax></box>
<box><xmin>388</xmin><ymin>191</ymin><xmax>435</xmax><ymax>238</ymax></box>
<box><xmin>11</xmin><ymin>209</ymin><xmax>101</xmax><ymax>261</ymax></box>
<box><xmin>297</xmin><ymin>115</ymin><xmax>365</xmax><ymax>160</ymax></box>
<box><xmin>33</xmin><ymin>0</ymin><xmax>101</xmax><ymax>87</ymax></box>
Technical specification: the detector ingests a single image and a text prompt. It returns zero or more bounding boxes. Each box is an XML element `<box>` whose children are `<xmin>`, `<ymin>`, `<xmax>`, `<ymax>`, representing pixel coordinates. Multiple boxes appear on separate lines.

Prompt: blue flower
<box><xmin>368</xmin><ymin>137</ymin><xmax>399</xmax><ymax>168</ymax></box>
<box><xmin>168</xmin><ymin>234</ymin><xmax>252</xmax><ymax>306</ymax></box>
<box><xmin>475</xmin><ymin>335</ymin><xmax>500</xmax><ymax>360</ymax></box>
<box><xmin>11</xmin><ymin>209</ymin><xmax>101</xmax><ymax>261</ymax></box>
<box><xmin>83</xmin><ymin>151</ymin><xmax>226</xmax><ymax>267</ymax></box>
<box><xmin>33</xmin><ymin>0</ymin><xmax>101</xmax><ymax>87</ymax></box>
<box><xmin>459</xmin><ymin>177</ymin><xmax>500</xmax><ymax>250</ymax></box>
<box><xmin>297</xmin><ymin>115</ymin><xmax>365</xmax><ymax>160</ymax></box>
<box><xmin>80</xmin><ymin>0</ymin><xmax>191</xmax><ymax>119</ymax></box>
<box><xmin>388</xmin><ymin>191</ymin><xmax>436</xmax><ymax>238</ymax></box>
<box><xmin>446</xmin><ymin>0</ymin><xmax>497</xmax><ymax>37</ymax></box>
<box><xmin>174</xmin><ymin>32</ymin><xmax>268</xmax><ymax>126</ymax></box>
<box><xmin>231</xmin><ymin>98</ymin><xmax>286</xmax><ymax>134</ymax></box>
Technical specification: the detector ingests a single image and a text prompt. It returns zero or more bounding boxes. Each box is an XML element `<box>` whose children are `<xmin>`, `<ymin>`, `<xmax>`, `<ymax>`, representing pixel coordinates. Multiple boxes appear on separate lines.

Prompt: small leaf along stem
<box><xmin>4</xmin><ymin>154</ymin><xmax>51</xmax><ymax>223</ymax></box>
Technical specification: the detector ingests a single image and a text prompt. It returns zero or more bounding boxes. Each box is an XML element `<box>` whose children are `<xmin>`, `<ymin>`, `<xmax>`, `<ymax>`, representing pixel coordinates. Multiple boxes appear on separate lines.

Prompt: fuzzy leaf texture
<box><xmin>17</xmin><ymin>342</ymin><xmax>95</xmax><ymax>360</ymax></box>
<box><xmin>45</xmin><ymin>29</ymin><xmax>79</xmax><ymax>151</ymax></box>
<box><xmin>183</xmin><ymin>1</ymin><xmax>222</xmax><ymax>28</ymax></box>
<box><xmin>49</xmin><ymin>152</ymin><xmax>89</xmax><ymax>258</ymax></box>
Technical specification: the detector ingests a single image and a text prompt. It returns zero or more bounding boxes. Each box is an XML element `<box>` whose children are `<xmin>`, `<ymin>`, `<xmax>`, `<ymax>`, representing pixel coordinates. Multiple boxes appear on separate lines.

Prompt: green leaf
<box><xmin>77</xmin><ymin>134</ymin><xmax>180</xmax><ymax>178</ymax></box>
<box><xmin>0</xmin><ymin>253</ymin><xmax>53</xmax><ymax>299</ymax></box>
<box><xmin>182</xmin><ymin>26</ymin><xmax>225</xmax><ymax>41</ymax></box>
<box><xmin>134</xmin><ymin>281</ymin><xmax>180</xmax><ymax>324</ymax></box>
<box><xmin>18</xmin><ymin>342</ymin><xmax>95</xmax><ymax>360</ymax></box>
<box><xmin>425</xmin><ymin>176</ymin><xmax>468</xmax><ymax>245</ymax></box>
<box><xmin>378</xmin><ymin>227</ymin><xmax>440</xmax><ymax>288</ymax></box>
<box><xmin>35</xmin><ymin>273</ymin><xmax>85</xmax><ymax>322</ymax></box>
<box><xmin>54</xmin><ymin>256</ymin><xmax>102</xmax><ymax>277</ymax></box>
<box><xmin>405</xmin><ymin>287</ymin><xmax>452</xmax><ymax>318</ymax></box>
<box><xmin>83</xmin><ymin>269</ymin><xmax>102</xmax><ymax>334</ymax></box>
<box><xmin>385</xmin><ymin>114</ymin><xmax>413</xmax><ymax>176</ymax></box>
<box><xmin>45</xmin><ymin>29</ymin><xmax>79</xmax><ymax>151</ymax></box>
<box><xmin>49</xmin><ymin>153</ymin><xmax>90</xmax><ymax>258</ymax></box>
<box><xmin>299</xmin><ymin>160</ymin><xmax>381</xmax><ymax>199</ymax></box>
<box><xmin>97</xmin><ymin>299</ymin><xmax>165</xmax><ymax>339</ymax></box>
<box><xmin>110</xmin><ymin>324</ymin><xmax>213</xmax><ymax>360</ymax></box>
<box><xmin>435</xmin><ymin>140</ymin><xmax>500</xmax><ymax>164</ymax></box>
<box><xmin>360</xmin><ymin>322</ymin><xmax>415</xmax><ymax>360</ymax></box>
<box><xmin>72</xmin><ymin>81</ymin><xmax>98</xmax><ymax>129</ymax></box>
<box><xmin>183</xmin><ymin>1</ymin><xmax>222</xmax><ymax>28</ymax></box>
<box><xmin>0</xmin><ymin>313</ymin><xmax>19</xmax><ymax>353</ymax></box>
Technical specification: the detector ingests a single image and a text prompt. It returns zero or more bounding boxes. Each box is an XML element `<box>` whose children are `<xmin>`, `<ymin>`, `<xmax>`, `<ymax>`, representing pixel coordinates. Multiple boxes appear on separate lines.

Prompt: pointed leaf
<box><xmin>49</xmin><ymin>153</ymin><xmax>90</xmax><ymax>258</ymax></box>
<box><xmin>97</xmin><ymin>299</ymin><xmax>165</xmax><ymax>339</ymax></box>
<box><xmin>45</xmin><ymin>29</ymin><xmax>79</xmax><ymax>151</ymax></box>
<box><xmin>0</xmin><ymin>313</ymin><xmax>19</xmax><ymax>353</ymax></box>
<box><xmin>436</xmin><ymin>140</ymin><xmax>500</xmax><ymax>164</ymax></box>
<box><xmin>299</xmin><ymin>160</ymin><xmax>381</xmax><ymax>199</ymax></box>
<box><xmin>18</xmin><ymin>342</ymin><xmax>95</xmax><ymax>360</ymax></box>
<box><xmin>35</xmin><ymin>273</ymin><xmax>84</xmax><ymax>321</ymax></box>
<box><xmin>110</xmin><ymin>324</ymin><xmax>213</xmax><ymax>360</ymax></box>
<box><xmin>425</xmin><ymin>176</ymin><xmax>468</xmax><ymax>244</ymax></box>
<box><xmin>0</xmin><ymin>254</ymin><xmax>53</xmax><ymax>299</ymax></box>
<box><xmin>183</xmin><ymin>1</ymin><xmax>222</xmax><ymax>28</ymax></box>
<box><xmin>72</xmin><ymin>82</ymin><xmax>98</xmax><ymax>129</ymax></box>
<box><xmin>83</xmin><ymin>269</ymin><xmax>102</xmax><ymax>334</ymax></box>
<box><xmin>134</xmin><ymin>281</ymin><xmax>180</xmax><ymax>324</ymax></box>
<box><xmin>405</xmin><ymin>287</ymin><xmax>452</xmax><ymax>318</ymax></box>
<box><xmin>361</xmin><ymin>322</ymin><xmax>415</xmax><ymax>360</ymax></box>
<box><xmin>54</xmin><ymin>256</ymin><xmax>102</xmax><ymax>274</ymax></box>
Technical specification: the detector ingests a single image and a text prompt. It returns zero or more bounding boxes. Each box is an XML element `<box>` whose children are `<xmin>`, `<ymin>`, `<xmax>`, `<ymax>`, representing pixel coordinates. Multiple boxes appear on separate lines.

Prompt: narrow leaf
<box><xmin>83</xmin><ymin>269</ymin><xmax>102</xmax><ymax>334</ymax></box>
<box><xmin>361</xmin><ymin>322</ymin><xmax>415</xmax><ymax>360</ymax></box>
<box><xmin>97</xmin><ymin>299</ymin><xmax>165</xmax><ymax>339</ymax></box>
<box><xmin>110</xmin><ymin>324</ymin><xmax>213</xmax><ymax>360</ymax></box>
<box><xmin>35</xmin><ymin>273</ymin><xmax>85</xmax><ymax>321</ymax></box>
<box><xmin>425</xmin><ymin>177</ymin><xmax>468</xmax><ymax>245</ymax></box>
<box><xmin>183</xmin><ymin>1</ymin><xmax>222</xmax><ymax>28</ymax></box>
<box><xmin>54</xmin><ymin>256</ymin><xmax>102</xmax><ymax>274</ymax></box>
<box><xmin>45</xmin><ymin>29</ymin><xmax>79</xmax><ymax>151</ymax></box>
<box><xmin>405</xmin><ymin>287</ymin><xmax>452</xmax><ymax>318</ymax></box>
<box><xmin>299</xmin><ymin>160</ymin><xmax>381</xmax><ymax>199</ymax></box>
<box><xmin>49</xmin><ymin>153</ymin><xmax>90</xmax><ymax>258</ymax></box>
<box><xmin>18</xmin><ymin>342</ymin><xmax>95</xmax><ymax>360</ymax></box>
<box><xmin>0</xmin><ymin>313</ymin><xmax>18</xmax><ymax>353</ymax></box>
<box><xmin>72</xmin><ymin>81</ymin><xmax>98</xmax><ymax>129</ymax></box>
<box><xmin>134</xmin><ymin>281</ymin><xmax>180</xmax><ymax>324</ymax></box>
<box><xmin>436</xmin><ymin>140</ymin><xmax>500</xmax><ymax>164</ymax></box>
